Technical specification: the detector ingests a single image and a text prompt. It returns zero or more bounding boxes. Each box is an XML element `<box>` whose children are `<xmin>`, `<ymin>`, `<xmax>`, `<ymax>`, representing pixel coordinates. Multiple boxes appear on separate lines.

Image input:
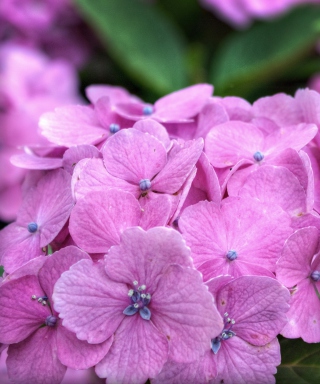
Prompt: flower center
<box><xmin>211</xmin><ymin>312</ymin><xmax>236</xmax><ymax>354</ymax></box>
<box><xmin>123</xmin><ymin>281</ymin><xmax>151</xmax><ymax>320</ymax></box>
<box><xmin>109</xmin><ymin>123</ymin><xmax>120</xmax><ymax>134</ymax></box>
<box><xmin>27</xmin><ymin>222</ymin><xmax>38</xmax><ymax>233</ymax></box>
<box><xmin>311</xmin><ymin>270</ymin><xmax>320</xmax><ymax>282</ymax></box>
<box><xmin>142</xmin><ymin>105</ymin><xmax>153</xmax><ymax>116</ymax></box>
<box><xmin>139</xmin><ymin>179</ymin><xmax>152</xmax><ymax>191</ymax></box>
<box><xmin>45</xmin><ymin>315</ymin><xmax>57</xmax><ymax>327</ymax></box>
<box><xmin>253</xmin><ymin>151</ymin><xmax>264</xmax><ymax>162</ymax></box>
<box><xmin>226</xmin><ymin>250</ymin><xmax>237</xmax><ymax>261</ymax></box>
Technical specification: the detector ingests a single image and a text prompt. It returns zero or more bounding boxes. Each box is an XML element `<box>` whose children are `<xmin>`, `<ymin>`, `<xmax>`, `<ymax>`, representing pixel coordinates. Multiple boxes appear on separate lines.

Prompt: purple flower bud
<box><xmin>27</xmin><ymin>222</ymin><xmax>38</xmax><ymax>233</ymax></box>
<box><xmin>142</xmin><ymin>105</ymin><xmax>153</xmax><ymax>115</ymax></box>
<box><xmin>253</xmin><ymin>151</ymin><xmax>264</xmax><ymax>162</ymax></box>
<box><xmin>226</xmin><ymin>250</ymin><xmax>237</xmax><ymax>261</ymax></box>
<box><xmin>45</xmin><ymin>315</ymin><xmax>57</xmax><ymax>327</ymax></box>
<box><xmin>211</xmin><ymin>337</ymin><xmax>221</xmax><ymax>354</ymax></box>
<box><xmin>109</xmin><ymin>123</ymin><xmax>120</xmax><ymax>134</ymax></box>
<box><xmin>139</xmin><ymin>306</ymin><xmax>151</xmax><ymax>320</ymax></box>
<box><xmin>123</xmin><ymin>304</ymin><xmax>139</xmax><ymax>316</ymax></box>
<box><xmin>139</xmin><ymin>179</ymin><xmax>152</xmax><ymax>191</ymax></box>
<box><xmin>311</xmin><ymin>270</ymin><xmax>320</xmax><ymax>282</ymax></box>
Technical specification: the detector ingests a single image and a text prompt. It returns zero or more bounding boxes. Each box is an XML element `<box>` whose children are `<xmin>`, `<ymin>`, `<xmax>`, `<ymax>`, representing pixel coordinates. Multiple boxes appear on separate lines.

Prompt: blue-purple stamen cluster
<box><xmin>109</xmin><ymin>123</ymin><xmax>120</xmax><ymax>134</ymax></box>
<box><xmin>311</xmin><ymin>270</ymin><xmax>320</xmax><ymax>282</ymax></box>
<box><xmin>123</xmin><ymin>281</ymin><xmax>152</xmax><ymax>320</ymax></box>
<box><xmin>211</xmin><ymin>312</ymin><xmax>236</xmax><ymax>354</ymax></box>
<box><xmin>253</xmin><ymin>151</ymin><xmax>264</xmax><ymax>162</ymax></box>
<box><xmin>142</xmin><ymin>105</ymin><xmax>153</xmax><ymax>116</ymax></box>
<box><xmin>27</xmin><ymin>222</ymin><xmax>38</xmax><ymax>233</ymax></box>
<box><xmin>45</xmin><ymin>315</ymin><xmax>57</xmax><ymax>327</ymax></box>
<box><xmin>139</xmin><ymin>178</ymin><xmax>152</xmax><ymax>191</ymax></box>
<box><xmin>226</xmin><ymin>250</ymin><xmax>237</xmax><ymax>261</ymax></box>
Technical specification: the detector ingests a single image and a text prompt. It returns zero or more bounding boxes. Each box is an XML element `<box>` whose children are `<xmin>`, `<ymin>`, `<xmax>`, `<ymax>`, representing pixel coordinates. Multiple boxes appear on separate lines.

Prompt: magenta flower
<box><xmin>205</xmin><ymin>275</ymin><xmax>290</xmax><ymax>384</ymax></box>
<box><xmin>0</xmin><ymin>169</ymin><xmax>74</xmax><ymax>273</ymax></box>
<box><xmin>276</xmin><ymin>226</ymin><xmax>320</xmax><ymax>342</ymax></box>
<box><xmin>179</xmin><ymin>196</ymin><xmax>292</xmax><ymax>280</ymax></box>
<box><xmin>53</xmin><ymin>227</ymin><xmax>223</xmax><ymax>384</ymax></box>
<box><xmin>0</xmin><ymin>246</ymin><xmax>112</xmax><ymax>384</ymax></box>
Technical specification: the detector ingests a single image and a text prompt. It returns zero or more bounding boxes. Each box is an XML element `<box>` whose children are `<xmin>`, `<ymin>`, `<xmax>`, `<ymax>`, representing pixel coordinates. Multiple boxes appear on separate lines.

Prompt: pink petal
<box><xmin>214</xmin><ymin>337</ymin><xmax>280</xmax><ymax>384</ymax></box>
<box><xmin>53</xmin><ymin>259</ymin><xmax>127</xmax><ymax>344</ymax></box>
<box><xmin>195</xmin><ymin>101</ymin><xmax>229</xmax><ymax>139</ymax></box>
<box><xmin>154</xmin><ymin>84</ymin><xmax>213</xmax><ymax>121</ymax></box>
<box><xmin>0</xmin><ymin>275</ymin><xmax>51</xmax><ymax>344</ymax></box>
<box><xmin>11</xmin><ymin>153</ymin><xmax>62</xmax><ymax>170</ymax></box>
<box><xmin>62</xmin><ymin>145</ymin><xmax>101</xmax><ymax>174</ymax></box>
<box><xmin>95</xmin><ymin>315</ymin><xmax>168</xmax><ymax>384</ymax></box>
<box><xmin>151</xmin><ymin>265</ymin><xmax>223</xmax><ymax>363</ymax></box>
<box><xmin>276</xmin><ymin>226</ymin><xmax>319</xmax><ymax>287</ymax></box>
<box><xmin>69</xmin><ymin>189</ymin><xmax>142</xmax><ymax>253</ymax></box>
<box><xmin>57</xmin><ymin>326</ymin><xmax>113</xmax><ymax>369</ymax></box>
<box><xmin>40</xmin><ymin>105</ymin><xmax>107</xmax><ymax>147</ymax></box>
<box><xmin>105</xmin><ymin>227</ymin><xmax>193</xmax><ymax>291</ymax></box>
<box><xmin>152</xmin><ymin>139</ymin><xmax>203</xmax><ymax>194</ymax></box>
<box><xmin>216</xmin><ymin>276</ymin><xmax>290</xmax><ymax>345</ymax></box>
<box><xmin>205</xmin><ymin>122</ymin><xmax>263</xmax><ymax>167</ymax></box>
<box><xmin>139</xmin><ymin>194</ymin><xmax>172</xmax><ymax>229</ymax></box>
<box><xmin>7</xmin><ymin>327</ymin><xmax>66</xmax><ymax>384</ymax></box>
<box><xmin>102</xmin><ymin>128</ymin><xmax>167</xmax><ymax>183</ymax></box>
<box><xmin>133</xmin><ymin>119</ymin><xmax>171</xmax><ymax>149</ymax></box>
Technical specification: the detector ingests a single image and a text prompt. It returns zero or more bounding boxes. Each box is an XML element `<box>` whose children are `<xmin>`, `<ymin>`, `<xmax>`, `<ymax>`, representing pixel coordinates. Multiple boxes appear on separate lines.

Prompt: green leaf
<box><xmin>276</xmin><ymin>338</ymin><xmax>320</xmax><ymax>384</ymax></box>
<box><xmin>0</xmin><ymin>266</ymin><xmax>4</xmax><ymax>277</ymax></box>
<box><xmin>74</xmin><ymin>0</ymin><xmax>187</xmax><ymax>95</ymax></box>
<box><xmin>211</xmin><ymin>6</ymin><xmax>320</xmax><ymax>97</ymax></box>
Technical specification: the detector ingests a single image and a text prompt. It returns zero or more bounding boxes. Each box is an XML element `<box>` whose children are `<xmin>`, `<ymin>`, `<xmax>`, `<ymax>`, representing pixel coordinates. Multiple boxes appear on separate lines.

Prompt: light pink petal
<box><xmin>95</xmin><ymin>315</ymin><xmax>168</xmax><ymax>384</ymax></box>
<box><xmin>195</xmin><ymin>101</ymin><xmax>229</xmax><ymax>139</ymax></box>
<box><xmin>38</xmin><ymin>246</ymin><xmax>91</xmax><ymax>303</ymax></box>
<box><xmin>94</xmin><ymin>96</ymin><xmax>127</xmax><ymax>129</ymax></box>
<box><xmin>62</xmin><ymin>145</ymin><xmax>101</xmax><ymax>174</ymax></box>
<box><xmin>267</xmin><ymin>123</ymin><xmax>317</xmax><ymax>155</ymax></box>
<box><xmin>179</xmin><ymin>201</ymin><xmax>227</xmax><ymax>268</ymax></box>
<box><xmin>85</xmin><ymin>84</ymin><xmax>135</xmax><ymax>104</ymax></box>
<box><xmin>276</xmin><ymin>226</ymin><xmax>319</xmax><ymax>287</ymax></box>
<box><xmin>216</xmin><ymin>276</ymin><xmax>290</xmax><ymax>345</ymax></box>
<box><xmin>139</xmin><ymin>194</ymin><xmax>172</xmax><ymax>229</ymax></box>
<box><xmin>295</xmin><ymin>88</ymin><xmax>320</xmax><ymax>127</ymax></box>
<box><xmin>102</xmin><ymin>128</ymin><xmax>167</xmax><ymax>183</ymax></box>
<box><xmin>0</xmin><ymin>224</ymin><xmax>43</xmax><ymax>273</ymax></box>
<box><xmin>252</xmin><ymin>93</ymin><xmax>301</xmax><ymax>127</ymax></box>
<box><xmin>299</xmin><ymin>150</ymin><xmax>314</xmax><ymax>213</ymax></box>
<box><xmin>152</xmin><ymin>354</ymin><xmax>216</xmax><ymax>384</ymax></box>
<box><xmin>281</xmin><ymin>278</ymin><xmax>320</xmax><ymax>343</ymax></box>
<box><xmin>151</xmin><ymin>265</ymin><xmax>223</xmax><ymax>363</ymax></box>
<box><xmin>1</xmin><ymin>256</ymin><xmax>46</xmax><ymax>284</ymax></box>
<box><xmin>11</xmin><ymin>153</ymin><xmax>63</xmax><ymax>169</ymax></box>
<box><xmin>105</xmin><ymin>227</ymin><xmax>193</xmax><ymax>291</ymax></box>
<box><xmin>70</xmin><ymin>189</ymin><xmax>142</xmax><ymax>253</ymax></box>
<box><xmin>213</xmin><ymin>337</ymin><xmax>280</xmax><ymax>384</ymax></box>
<box><xmin>217</xmin><ymin>96</ymin><xmax>252</xmax><ymax>122</ymax></box>
<box><xmin>40</xmin><ymin>105</ymin><xmax>107</xmax><ymax>147</ymax></box>
<box><xmin>0</xmin><ymin>275</ymin><xmax>51</xmax><ymax>344</ymax></box>
<box><xmin>53</xmin><ymin>259</ymin><xmax>128</xmax><ymax>344</ymax></box>
<box><xmin>222</xmin><ymin>160</ymin><xmax>254</xmax><ymax>196</ymax></box>
<box><xmin>133</xmin><ymin>119</ymin><xmax>171</xmax><ymax>149</ymax></box>
<box><xmin>73</xmin><ymin>158</ymin><xmax>137</xmax><ymax>201</ymax></box>
<box><xmin>152</xmin><ymin>139</ymin><xmax>203</xmax><ymax>194</ymax></box>
<box><xmin>7</xmin><ymin>327</ymin><xmax>66</xmax><ymax>384</ymax></box>
<box><xmin>154</xmin><ymin>84</ymin><xmax>213</xmax><ymax>121</ymax></box>
<box><xmin>239</xmin><ymin>166</ymin><xmax>307</xmax><ymax>216</ymax></box>
<box><xmin>205</xmin><ymin>122</ymin><xmax>263</xmax><ymax>167</ymax></box>
<box><xmin>57</xmin><ymin>326</ymin><xmax>113</xmax><ymax>369</ymax></box>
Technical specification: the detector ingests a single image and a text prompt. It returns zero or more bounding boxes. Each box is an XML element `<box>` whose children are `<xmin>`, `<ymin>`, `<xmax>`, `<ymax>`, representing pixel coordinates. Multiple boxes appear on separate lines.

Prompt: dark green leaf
<box><xmin>211</xmin><ymin>6</ymin><xmax>320</xmax><ymax>97</ymax></box>
<box><xmin>0</xmin><ymin>266</ymin><xmax>4</xmax><ymax>277</ymax></box>
<box><xmin>276</xmin><ymin>338</ymin><xmax>320</xmax><ymax>384</ymax></box>
<box><xmin>75</xmin><ymin>0</ymin><xmax>187</xmax><ymax>95</ymax></box>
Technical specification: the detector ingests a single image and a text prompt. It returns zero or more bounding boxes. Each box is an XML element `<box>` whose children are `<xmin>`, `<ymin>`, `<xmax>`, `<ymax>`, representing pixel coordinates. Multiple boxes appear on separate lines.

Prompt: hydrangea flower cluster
<box><xmin>1</xmin><ymin>83</ymin><xmax>320</xmax><ymax>383</ymax></box>
<box><xmin>200</xmin><ymin>0</ymin><xmax>320</xmax><ymax>28</ymax></box>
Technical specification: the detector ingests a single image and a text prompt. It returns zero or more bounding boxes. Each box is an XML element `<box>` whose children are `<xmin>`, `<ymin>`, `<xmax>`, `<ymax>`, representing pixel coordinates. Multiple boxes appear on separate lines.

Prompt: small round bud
<box><xmin>139</xmin><ymin>179</ymin><xmax>151</xmax><ymax>191</ymax></box>
<box><xmin>27</xmin><ymin>222</ymin><xmax>38</xmax><ymax>233</ymax></box>
<box><xmin>45</xmin><ymin>315</ymin><xmax>57</xmax><ymax>327</ymax></box>
<box><xmin>142</xmin><ymin>105</ymin><xmax>153</xmax><ymax>116</ymax></box>
<box><xmin>226</xmin><ymin>250</ymin><xmax>237</xmax><ymax>261</ymax></box>
<box><xmin>253</xmin><ymin>151</ymin><xmax>264</xmax><ymax>162</ymax></box>
<box><xmin>109</xmin><ymin>123</ymin><xmax>120</xmax><ymax>134</ymax></box>
<box><xmin>311</xmin><ymin>270</ymin><xmax>320</xmax><ymax>282</ymax></box>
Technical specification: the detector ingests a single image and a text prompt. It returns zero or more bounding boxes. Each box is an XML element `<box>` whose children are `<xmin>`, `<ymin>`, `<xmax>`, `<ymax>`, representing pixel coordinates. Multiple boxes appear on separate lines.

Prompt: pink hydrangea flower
<box><xmin>53</xmin><ymin>227</ymin><xmax>223</xmax><ymax>384</ymax></box>
<box><xmin>0</xmin><ymin>246</ymin><xmax>112</xmax><ymax>384</ymax></box>
<box><xmin>0</xmin><ymin>169</ymin><xmax>74</xmax><ymax>273</ymax></box>
<box><xmin>179</xmin><ymin>196</ymin><xmax>292</xmax><ymax>280</ymax></box>
<box><xmin>276</xmin><ymin>226</ymin><xmax>320</xmax><ymax>342</ymax></box>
